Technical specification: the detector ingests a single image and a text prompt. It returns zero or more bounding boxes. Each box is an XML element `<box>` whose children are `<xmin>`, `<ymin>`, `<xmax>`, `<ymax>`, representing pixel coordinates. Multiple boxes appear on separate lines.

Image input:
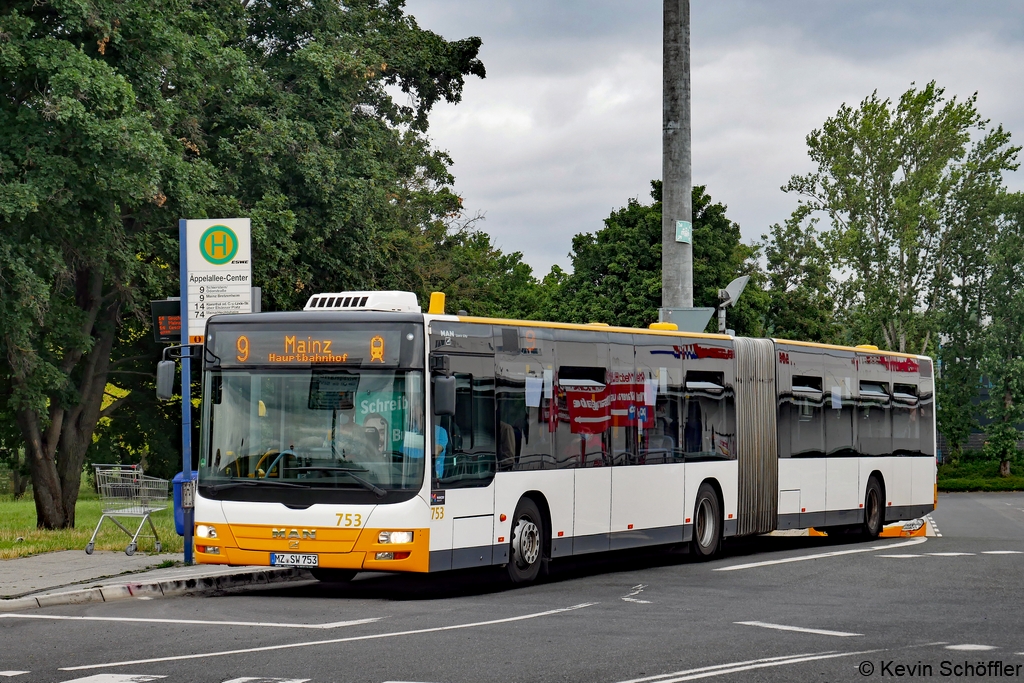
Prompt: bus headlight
<box><xmin>196</xmin><ymin>525</ymin><xmax>218</xmax><ymax>539</ymax></box>
<box><xmin>378</xmin><ymin>531</ymin><xmax>413</xmax><ymax>544</ymax></box>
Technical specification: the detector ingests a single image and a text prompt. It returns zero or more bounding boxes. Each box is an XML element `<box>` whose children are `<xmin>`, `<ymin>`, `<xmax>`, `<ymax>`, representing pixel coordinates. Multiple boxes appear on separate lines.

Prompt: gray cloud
<box><xmin>406</xmin><ymin>0</ymin><xmax>1024</xmax><ymax>275</ymax></box>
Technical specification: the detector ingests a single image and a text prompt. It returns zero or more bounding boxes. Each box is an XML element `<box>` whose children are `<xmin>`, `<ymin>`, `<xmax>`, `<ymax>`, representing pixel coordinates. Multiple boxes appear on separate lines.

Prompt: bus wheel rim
<box><xmin>696</xmin><ymin>498</ymin><xmax>714</xmax><ymax>547</ymax></box>
<box><xmin>513</xmin><ymin>518</ymin><xmax>540</xmax><ymax>567</ymax></box>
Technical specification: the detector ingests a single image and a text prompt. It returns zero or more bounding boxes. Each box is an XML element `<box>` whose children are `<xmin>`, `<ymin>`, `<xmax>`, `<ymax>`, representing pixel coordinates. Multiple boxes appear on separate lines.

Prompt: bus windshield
<box><xmin>199</xmin><ymin>367</ymin><xmax>426</xmax><ymax>497</ymax></box>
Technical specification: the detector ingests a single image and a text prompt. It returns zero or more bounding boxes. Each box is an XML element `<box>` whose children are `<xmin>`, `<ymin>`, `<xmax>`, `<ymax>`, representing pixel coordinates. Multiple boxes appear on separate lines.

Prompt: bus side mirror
<box><xmin>156</xmin><ymin>360</ymin><xmax>176</xmax><ymax>400</ymax></box>
<box><xmin>433</xmin><ymin>375</ymin><xmax>456</xmax><ymax>416</ymax></box>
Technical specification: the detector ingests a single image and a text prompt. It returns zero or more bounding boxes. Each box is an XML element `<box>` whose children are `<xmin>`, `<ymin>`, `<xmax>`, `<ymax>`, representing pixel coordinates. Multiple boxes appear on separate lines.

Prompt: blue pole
<box><xmin>179</xmin><ymin>219</ymin><xmax>194</xmax><ymax>565</ymax></box>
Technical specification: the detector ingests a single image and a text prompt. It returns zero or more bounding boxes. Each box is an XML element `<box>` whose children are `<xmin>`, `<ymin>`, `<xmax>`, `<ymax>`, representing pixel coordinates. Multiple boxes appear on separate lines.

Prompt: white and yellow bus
<box><xmin>192</xmin><ymin>290</ymin><xmax>936</xmax><ymax>584</ymax></box>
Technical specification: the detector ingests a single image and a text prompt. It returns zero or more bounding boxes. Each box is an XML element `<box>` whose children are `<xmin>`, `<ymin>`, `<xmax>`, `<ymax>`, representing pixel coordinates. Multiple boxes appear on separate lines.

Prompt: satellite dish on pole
<box><xmin>718</xmin><ymin>275</ymin><xmax>749</xmax><ymax>308</ymax></box>
<box><xmin>717</xmin><ymin>275</ymin><xmax>750</xmax><ymax>334</ymax></box>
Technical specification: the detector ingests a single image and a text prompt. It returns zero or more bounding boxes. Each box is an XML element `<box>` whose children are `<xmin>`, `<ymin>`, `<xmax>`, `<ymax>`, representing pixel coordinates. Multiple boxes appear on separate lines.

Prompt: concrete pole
<box><xmin>662</xmin><ymin>0</ymin><xmax>693</xmax><ymax>308</ymax></box>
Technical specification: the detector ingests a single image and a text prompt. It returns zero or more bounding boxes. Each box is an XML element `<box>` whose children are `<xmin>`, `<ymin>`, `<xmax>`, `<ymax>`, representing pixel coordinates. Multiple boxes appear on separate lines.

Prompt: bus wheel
<box><xmin>508</xmin><ymin>497</ymin><xmax>544</xmax><ymax>584</ymax></box>
<box><xmin>691</xmin><ymin>483</ymin><xmax>722</xmax><ymax>560</ymax></box>
<box><xmin>861</xmin><ymin>477</ymin><xmax>884</xmax><ymax>540</ymax></box>
<box><xmin>311</xmin><ymin>569</ymin><xmax>356</xmax><ymax>583</ymax></box>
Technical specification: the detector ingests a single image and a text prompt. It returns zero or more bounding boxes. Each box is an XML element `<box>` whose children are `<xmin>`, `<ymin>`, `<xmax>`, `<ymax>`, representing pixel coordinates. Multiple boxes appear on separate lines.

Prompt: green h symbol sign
<box><xmin>199</xmin><ymin>225</ymin><xmax>238</xmax><ymax>265</ymax></box>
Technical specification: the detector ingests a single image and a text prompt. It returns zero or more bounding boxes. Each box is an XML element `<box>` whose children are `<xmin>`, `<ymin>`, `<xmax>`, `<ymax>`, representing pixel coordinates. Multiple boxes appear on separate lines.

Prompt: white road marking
<box><xmin>0</xmin><ymin>614</ymin><xmax>381</xmax><ymax>630</ymax></box>
<box><xmin>877</xmin><ymin>554</ymin><xmax>922</xmax><ymax>558</ymax></box>
<box><xmin>60</xmin><ymin>676</ymin><xmax>166</xmax><ymax>683</ymax></box>
<box><xmin>946</xmin><ymin>644</ymin><xmax>997</xmax><ymax>651</ymax></box>
<box><xmin>616</xmin><ymin>653</ymin><xmax>834</xmax><ymax>683</ymax></box>
<box><xmin>715</xmin><ymin>536</ymin><xmax>928</xmax><ymax>571</ymax></box>
<box><xmin>613</xmin><ymin>649</ymin><xmax>884</xmax><ymax>683</ymax></box>
<box><xmin>60</xmin><ymin>603</ymin><xmax>595</xmax><ymax>671</ymax></box>
<box><xmin>622</xmin><ymin>584</ymin><xmax>652</xmax><ymax>604</ymax></box>
<box><xmin>221</xmin><ymin>678</ymin><xmax>310</xmax><ymax>683</ymax></box>
<box><xmin>735</xmin><ymin>621</ymin><xmax>862</xmax><ymax>637</ymax></box>
<box><xmin>0</xmin><ymin>674</ymin><xmax>29</xmax><ymax>678</ymax></box>
<box><xmin>982</xmin><ymin>550</ymin><xmax>1023</xmax><ymax>555</ymax></box>
<box><xmin>927</xmin><ymin>552</ymin><xmax>975</xmax><ymax>556</ymax></box>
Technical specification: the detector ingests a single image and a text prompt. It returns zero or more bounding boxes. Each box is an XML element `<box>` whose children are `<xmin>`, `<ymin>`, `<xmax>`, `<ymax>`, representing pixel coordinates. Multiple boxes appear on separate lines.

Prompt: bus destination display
<box><xmin>208</xmin><ymin>328</ymin><xmax>402</xmax><ymax>367</ymax></box>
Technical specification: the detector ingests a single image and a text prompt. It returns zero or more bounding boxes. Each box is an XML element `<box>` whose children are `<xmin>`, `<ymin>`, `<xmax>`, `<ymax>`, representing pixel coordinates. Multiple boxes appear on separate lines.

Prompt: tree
<box><xmin>0</xmin><ymin>0</ymin><xmax>485</xmax><ymax>528</ymax></box>
<box><xmin>543</xmin><ymin>181</ymin><xmax>766</xmax><ymax>333</ymax></box>
<box><xmin>980</xmin><ymin>194</ymin><xmax>1024</xmax><ymax>476</ymax></box>
<box><xmin>761</xmin><ymin>206</ymin><xmax>836</xmax><ymax>343</ymax></box>
<box><xmin>783</xmin><ymin>82</ymin><xmax>1019</xmax><ymax>355</ymax></box>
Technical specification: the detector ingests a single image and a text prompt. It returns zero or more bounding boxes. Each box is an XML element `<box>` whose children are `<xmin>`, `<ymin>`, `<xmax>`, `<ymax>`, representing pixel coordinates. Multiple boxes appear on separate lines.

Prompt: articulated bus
<box><xmin>191</xmin><ymin>290</ymin><xmax>936</xmax><ymax>584</ymax></box>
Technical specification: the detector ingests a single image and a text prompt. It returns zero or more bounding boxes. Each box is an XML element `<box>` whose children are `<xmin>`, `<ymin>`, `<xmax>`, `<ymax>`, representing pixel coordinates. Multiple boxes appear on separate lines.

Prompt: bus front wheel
<box><xmin>507</xmin><ymin>497</ymin><xmax>544</xmax><ymax>584</ymax></box>
<box><xmin>691</xmin><ymin>483</ymin><xmax>722</xmax><ymax>560</ymax></box>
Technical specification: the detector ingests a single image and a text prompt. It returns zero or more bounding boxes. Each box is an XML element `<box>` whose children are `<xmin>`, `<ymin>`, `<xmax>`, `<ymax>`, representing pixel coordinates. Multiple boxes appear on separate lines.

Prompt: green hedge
<box><xmin>938</xmin><ymin>460</ymin><xmax>1024</xmax><ymax>492</ymax></box>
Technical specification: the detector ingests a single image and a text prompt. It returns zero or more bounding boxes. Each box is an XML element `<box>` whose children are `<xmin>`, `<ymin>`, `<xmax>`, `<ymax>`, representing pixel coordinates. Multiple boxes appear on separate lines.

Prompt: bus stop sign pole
<box><xmin>179</xmin><ymin>218</ymin><xmax>194</xmax><ymax>566</ymax></box>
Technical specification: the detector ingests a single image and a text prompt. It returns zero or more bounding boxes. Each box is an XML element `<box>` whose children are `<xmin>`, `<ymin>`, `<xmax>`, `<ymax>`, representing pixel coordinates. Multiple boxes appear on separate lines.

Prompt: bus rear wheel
<box><xmin>507</xmin><ymin>497</ymin><xmax>544</xmax><ymax>584</ymax></box>
<box><xmin>861</xmin><ymin>477</ymin><xmax>884</xmax><ymax>540</ymax></box>
<box><xmin>691</xmin><ymin>483</ymin><xmax>722</xmax><ymax>560</ymax></box>
<box><xmin>310</xmin><ymin>569</ymin><xmax>356</xmax><ymax>583</ymax></box>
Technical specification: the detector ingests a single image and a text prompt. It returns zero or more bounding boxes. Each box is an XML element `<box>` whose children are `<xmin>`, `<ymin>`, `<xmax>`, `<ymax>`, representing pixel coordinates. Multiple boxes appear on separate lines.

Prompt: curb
<box><xmin>0</xmin><ymin>567</ymin><xmax>309</xmax><ymax>613</ymax></box>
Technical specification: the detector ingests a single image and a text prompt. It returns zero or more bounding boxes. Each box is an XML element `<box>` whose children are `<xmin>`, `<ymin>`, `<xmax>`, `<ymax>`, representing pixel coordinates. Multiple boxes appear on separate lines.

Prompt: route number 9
<box><xmin>236</xmin><ymin>335</ymin><xmax>249</xmax><ymax>362</ymax></box>
<box><xmin>523</xmin><ymin>330</ymin><xmax>536</xmax><ymax>352</ymax></box>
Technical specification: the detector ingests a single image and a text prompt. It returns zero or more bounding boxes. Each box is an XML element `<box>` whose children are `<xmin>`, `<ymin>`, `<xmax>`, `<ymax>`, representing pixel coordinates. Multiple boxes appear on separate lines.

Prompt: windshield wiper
<box><xmin>206</xmin><ymin>479</ymin><xmax>307</xmax><ymax>492</ymax></box>
<box><xmin>290</xmin><ymin>466</ymin><xmax>386</xmax><ymax>498</ymax></box>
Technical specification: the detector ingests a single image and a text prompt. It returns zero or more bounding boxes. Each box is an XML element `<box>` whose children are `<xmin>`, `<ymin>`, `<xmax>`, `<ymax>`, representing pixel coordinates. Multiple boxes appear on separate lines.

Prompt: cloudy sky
<box><xmin>402</xmin><ymin>1</ymin><xmax>1024</xmax><ymax>276</ymax></box>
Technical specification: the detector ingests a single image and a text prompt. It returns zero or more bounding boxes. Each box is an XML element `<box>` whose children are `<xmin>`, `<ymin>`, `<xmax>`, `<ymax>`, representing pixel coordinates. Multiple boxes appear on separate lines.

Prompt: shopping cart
<box><xmin>85</xmin><ymin>464</ymin><xmax>169</xmax><ymax>556</ymax></box>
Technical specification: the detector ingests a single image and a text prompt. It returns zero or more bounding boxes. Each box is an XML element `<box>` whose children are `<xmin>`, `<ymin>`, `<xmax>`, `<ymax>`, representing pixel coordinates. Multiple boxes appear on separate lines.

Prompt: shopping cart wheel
<box><xmin>154</xmin><ymin>542</ymin><xmax>162</xmax><ymax>553</ymax></box>
<box><xmin>85</xmin><ymin>543</ymin><xmax>94</xmax><ymax>555</ymax></box>
<box><xmin>125</xmin><ymin>543</ymin><xmax>137</xmax><ymax>556</ymax></box>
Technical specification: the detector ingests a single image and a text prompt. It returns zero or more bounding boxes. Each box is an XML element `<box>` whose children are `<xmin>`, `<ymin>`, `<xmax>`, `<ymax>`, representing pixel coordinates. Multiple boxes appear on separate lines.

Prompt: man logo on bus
<box><xmin>370</xmin><ymin>335</ymin><xmax>385</xmax><ymax>363</ymax></box>
<box><xmin>199</xmin><ymin>225</ymin><xmax>239</xmax><ymax>265</ymax></box>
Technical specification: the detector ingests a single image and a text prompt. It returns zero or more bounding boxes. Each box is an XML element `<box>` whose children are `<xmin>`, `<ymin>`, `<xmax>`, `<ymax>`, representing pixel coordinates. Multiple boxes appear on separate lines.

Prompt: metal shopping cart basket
<box><xmin>85</xmin><ymin>464</ymin><xmax>170</xmax><ymax>556</ymax></box>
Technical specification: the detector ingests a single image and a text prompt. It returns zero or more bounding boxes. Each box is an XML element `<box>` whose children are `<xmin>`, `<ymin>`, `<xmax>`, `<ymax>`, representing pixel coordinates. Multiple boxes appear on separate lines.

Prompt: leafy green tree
<box><xmin>980</xmin><ymin>194</ymin><xmax>1024</xmax><ymax>476</ymax></box>
<box><xmin>0</xmin><ymin>0</ymin><xmax>236</xmax><ymax>527</ymax></box>
<box><xmin>761</xmin><ymin>206</ymin><xmax>836</xmax><ymax>342</ymax></box>
<box><xmin>0</xmin><ymin>0</ymin><xmax>484</xmax><ymax>528</ymax></box>
<box><xmin>543</xmin><ymin>181</ymin><xmax>765</xmax><ymax>334</ymax></box>
<box><xmin>783</xmin><ymin>82</ymin><xmax>1019</xmax><ymax>355</ymax></box>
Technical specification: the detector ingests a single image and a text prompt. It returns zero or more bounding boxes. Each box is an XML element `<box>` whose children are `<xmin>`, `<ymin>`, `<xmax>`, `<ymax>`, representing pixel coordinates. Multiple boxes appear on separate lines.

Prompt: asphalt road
<box><xmin>3</xmin><ymin>492</ymin><xmax>1024</xmax><ymax>683</ymax></box>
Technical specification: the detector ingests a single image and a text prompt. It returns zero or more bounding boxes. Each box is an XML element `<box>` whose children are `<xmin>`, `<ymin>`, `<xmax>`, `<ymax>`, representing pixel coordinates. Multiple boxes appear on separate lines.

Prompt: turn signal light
<box><xmin>375</xmin><ymin>551</ymin><xmax>410</xmax><ymax>560</ymax></box>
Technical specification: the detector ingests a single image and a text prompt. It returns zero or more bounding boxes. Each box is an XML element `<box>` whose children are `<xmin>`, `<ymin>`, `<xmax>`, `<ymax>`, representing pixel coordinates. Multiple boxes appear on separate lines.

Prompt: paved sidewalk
<box><xmin>0</xmin><ymin>550</ymin><xmax>309</xmax><ymax>612</ymax></box>
<box><xmin>1</xmin><ymin>550</ymin><xmax>182</xmax><ymax>599</ymax></box>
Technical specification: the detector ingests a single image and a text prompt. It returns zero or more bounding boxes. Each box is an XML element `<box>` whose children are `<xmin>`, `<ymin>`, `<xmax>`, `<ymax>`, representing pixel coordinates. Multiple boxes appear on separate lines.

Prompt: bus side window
<box><xmin>824</xmin><ymin>350</ymin><xmax>855</xmax><ymax>457</ymax></box>
<box><xmin>789</xmin><ymin>375</ymin><xmax>824</xmax><ymax>458</ymax></box>
<box><xmin>434</xmin><ymin>359</ymin><xmax>496</xmax><ymax>488</ymax></box>
<box><xmin>892</xmin><ymin>382</ymin><xmax>920</xmax><ymax>456</ymax></box>
<box><xmin>857</xmin><ymin>380</ymin><xmax>892</xmax><ymax>457</ymax></box>
<box><xmin>682</xmin><ymin>370</ymin><xmax>735</xmax><ymax>460</ymax></box>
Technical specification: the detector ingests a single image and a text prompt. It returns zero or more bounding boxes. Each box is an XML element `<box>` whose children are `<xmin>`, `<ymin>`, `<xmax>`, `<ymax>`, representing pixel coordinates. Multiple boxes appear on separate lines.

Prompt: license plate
<box><xmin>270</xmin><ymin>553</ymin><xmax>318</xmax><ymax>567</ymax></box>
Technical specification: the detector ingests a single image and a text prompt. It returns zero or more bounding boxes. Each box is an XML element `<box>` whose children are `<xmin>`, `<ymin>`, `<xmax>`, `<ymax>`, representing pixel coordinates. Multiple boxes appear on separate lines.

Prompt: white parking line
<box><xmin>735</xmin><ymin>621</ymin><xmax>862</xmax><ymax>637</ymax></box>
<box><xmin>612</xmin><ymin>649</ymin><xmax>884</xmax><ymax>683</ymax></box>
<box><xmin>877</xmin><ymin>554</ymin><xmax>922</xmax><ymax>558</ymax></box>
<box><xmin>927</xmin><ymin>552</ymin><xmax>975</xmax><ymax>556</ymax></box>
<box><xmin>60</xmin><ymin>603</ymin><xmax>595</xmax><ymax>671</ymax></box>
<box><xmin>946</xmin><ymin>644</ymin><xmax>997</xmax><ymax>651</ymax></box>
<box><xmin>0</xmin><ymin>674</ymin><xmax>29</xmax><ymax>679</ymax></box>
<box><xmin>715</xmin><ymin>537</ymin><xmax>928</xmax><ymax>571</ymax></box>
<box><xmin>221</xmin><ymin>678</ymin><xmax>310</xmax><ymax>683</ymax></box>
<box><xmin>0</xmin><ymin>614</ymin><xmax>381</xmax><ymax>630</ymax></box>
<box><xmin>982</xmin><ymin>550</ymin><xmax>1023</xmax><ymax>555</ymax></box>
